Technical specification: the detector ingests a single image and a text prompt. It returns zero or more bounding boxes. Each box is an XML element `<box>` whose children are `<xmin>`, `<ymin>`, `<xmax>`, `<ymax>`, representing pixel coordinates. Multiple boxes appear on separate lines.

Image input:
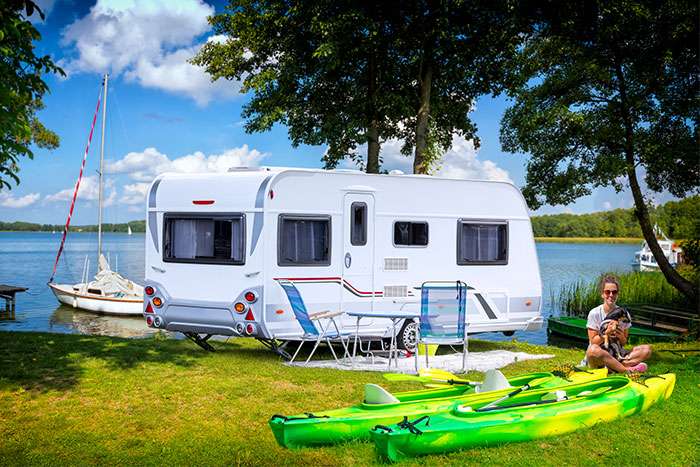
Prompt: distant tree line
<box><xmin>0</xmin><ymin>220</ymin><xmax>145</xmax><ymax>233</ymax></box>
<box><xmin>531</xmin><ymin>196</ymin><xmax>699</xmax><ymax>240</ymax></box>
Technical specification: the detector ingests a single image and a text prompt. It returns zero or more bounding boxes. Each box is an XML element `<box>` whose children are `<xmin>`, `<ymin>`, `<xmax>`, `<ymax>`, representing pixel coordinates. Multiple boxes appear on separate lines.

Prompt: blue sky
<box><xmin>0</xmin><ymin>0</ymin><xmax>671</xmax><ymax>224</ymax></box>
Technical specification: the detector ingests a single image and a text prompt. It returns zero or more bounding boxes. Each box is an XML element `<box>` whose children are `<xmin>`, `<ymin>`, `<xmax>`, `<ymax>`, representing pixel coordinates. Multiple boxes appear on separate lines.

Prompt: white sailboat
<box><xmin>127</xmin><ymin>224</ymin><xmax>132</xmax><ymax>235</ymax></box>
<box><xmin>49</xmin><ymin>74</ymin><xmax>144</xmax><ymax>315</ymax></box>
<box><xmin>631</xmin><ymin>225</ymin><xmax>682</xmax><ymax>272</ymax></box>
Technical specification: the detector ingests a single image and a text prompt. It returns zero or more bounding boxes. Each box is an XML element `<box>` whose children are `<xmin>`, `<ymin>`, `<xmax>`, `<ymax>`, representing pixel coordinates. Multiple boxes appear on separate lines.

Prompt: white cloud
<box><xmin>105</xmin><ymin>145</ymin><xmax>269</xmax><ymax>204</ymax></box>
<box><xmin>602</xmin><ymin>201</ymin><xmax>612</xmax><ymax>210</ymax></box>
<box><xmin>60</xmin><ymin>0</ymin><xmax>239</xmax><ymax>105</ymax></box>
<box><xmin>0</xmin><ymin>192</ymin><xmax>41</xmax><ymax>208</ymax></box>
<box><xmin>119</xmin><ymin>183</ymin><xmax>150</xmax><ymax>205</ymax></box>
<box><xmin>342</xmin><ymin>133</ymin><xmax>511</xmax><ymax>182</ymax></box>
<box><xmin>45</xmin><ymin>176</ymin><xmax>116</xmax><ymax>206</ymax></box>
<box><xmin>106</xmin><ymin>145</ymin><xmax>269</xmax><ymax>184</ymax></box>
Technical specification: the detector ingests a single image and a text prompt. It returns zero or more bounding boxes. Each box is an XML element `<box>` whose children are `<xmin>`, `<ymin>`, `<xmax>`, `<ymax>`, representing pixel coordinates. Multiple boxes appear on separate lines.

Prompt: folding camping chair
<box><xmin>277</xmin><ymin>279</ymin><xmax>351</xmax><ymax>365</ymax></box>
<box><xmin>415</xmin><ymin>281</ymin><xmax>468</xmax><ymax>373</ymax></box>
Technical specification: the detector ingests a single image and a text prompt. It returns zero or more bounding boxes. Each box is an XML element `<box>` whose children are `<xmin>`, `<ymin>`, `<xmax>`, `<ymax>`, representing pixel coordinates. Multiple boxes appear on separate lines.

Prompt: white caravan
<box><xmin>142</xmin><ymin>167</ymin><xmax>543</xmax><ymax>352</ymax></box>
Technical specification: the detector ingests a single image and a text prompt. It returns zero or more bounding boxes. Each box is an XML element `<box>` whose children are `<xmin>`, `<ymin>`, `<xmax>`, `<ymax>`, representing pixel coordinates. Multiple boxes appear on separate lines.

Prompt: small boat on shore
<box><xmin>48</xmin><ymin>74</ymin><xmax>143</xmax><ymax>316</ymax></box>
<box><xmin>632</xmin><ymin>225</ymin><xmax>682</xmax><ymax>272</ymax></box>
<box><xmin>547</xmin><ymin>316</ymin><xmax>677</xmax><ymax>343</ymax></box>
<box><xmin>370</xmin><ymin>374</ymin><xmax>675</xmax><ymax>461</ymax></box>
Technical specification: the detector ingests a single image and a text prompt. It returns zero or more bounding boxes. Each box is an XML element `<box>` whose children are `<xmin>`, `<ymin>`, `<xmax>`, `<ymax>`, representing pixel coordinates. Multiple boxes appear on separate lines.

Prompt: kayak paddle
<box><xmin>474</xmin><ymin>385</ymin><xmax>613</xmax><ymax>412</ymax></box>
<box><xmin>478</xmin><ymin>376</ymin><xmax>554</xmax><ymax>411</ymax></box>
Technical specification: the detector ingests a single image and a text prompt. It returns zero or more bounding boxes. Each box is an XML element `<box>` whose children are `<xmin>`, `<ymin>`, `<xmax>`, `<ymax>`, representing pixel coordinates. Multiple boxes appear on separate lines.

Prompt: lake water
<box><xmin>0</xmin><ymin>232</ymin><xmax>640</xmax><ymax>344</ymax></box>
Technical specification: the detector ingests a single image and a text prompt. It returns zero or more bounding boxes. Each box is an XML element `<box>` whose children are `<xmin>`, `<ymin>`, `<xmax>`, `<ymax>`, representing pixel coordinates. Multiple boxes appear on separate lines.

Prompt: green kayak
<box><xmin>547</xmin><ymin>316</ymin><xmax>676</xmax><ymax>344</ymax></box>
<box><xmin>370</xmin><ymin>373</ymin><xmax>675</xmax><ymax>462</ymax></box>
<box><xmin>269</xmin><ymin>368</ymin><xmax>607</xmax><ymax>448</ymax></box>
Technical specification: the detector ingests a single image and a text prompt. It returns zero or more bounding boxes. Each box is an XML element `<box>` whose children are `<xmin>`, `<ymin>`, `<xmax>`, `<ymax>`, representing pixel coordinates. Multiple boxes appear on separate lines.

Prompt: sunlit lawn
<box><xmin>0</xmin><ymin>332</ymin><xmax>698</xmax><ymax>466</ymax></box>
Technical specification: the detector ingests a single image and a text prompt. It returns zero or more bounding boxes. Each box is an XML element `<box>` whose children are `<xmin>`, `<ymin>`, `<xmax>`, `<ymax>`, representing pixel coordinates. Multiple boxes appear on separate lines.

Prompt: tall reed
<box><xmin>555</xmin><ymin>271</ymin><xmax>692</xmax><ymax>316</ymax></box>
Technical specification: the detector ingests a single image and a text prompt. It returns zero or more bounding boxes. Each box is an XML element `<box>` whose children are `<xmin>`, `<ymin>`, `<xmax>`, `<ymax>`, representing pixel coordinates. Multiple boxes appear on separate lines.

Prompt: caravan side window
<box><xmin>278</xmin><ymin>215</ymin><xmax>331</xmax><ymax>266</ymax></box>
<box><xmin>393</xmin><ymin>221</ymin><xmax>429</xmax><ymax>246</ymax></box>
<box><xmin>163</xmin><ymin>214</ymin><xmax>245</xmax><ymax>265</ymax></box>
<box><xmin>351</xmin><ymin>202</ymin><xmax>367</xmax><ymax>246</ymax></box>
<box><xmin>457</xmin><ymin>220</ymin><xmax>508</xmax><ymax>265</ymax></box>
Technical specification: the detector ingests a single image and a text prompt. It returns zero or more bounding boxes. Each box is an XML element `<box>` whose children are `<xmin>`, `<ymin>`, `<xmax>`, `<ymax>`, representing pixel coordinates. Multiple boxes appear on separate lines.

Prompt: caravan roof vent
<box><xmin>384</xmin><ymin>257</ymin><xmax>408</xmax><ymax>271</ymax></box>
<box><xmin>388</xmin><ymin>170</ymin><xmax>405</xmax><ymax>175</ymax></box>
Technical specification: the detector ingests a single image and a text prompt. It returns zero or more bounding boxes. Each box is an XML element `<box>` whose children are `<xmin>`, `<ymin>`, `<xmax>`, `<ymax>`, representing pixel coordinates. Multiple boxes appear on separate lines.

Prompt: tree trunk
<box><xmin>413</xmin><ymin>56</ymin><xmax>432</xmax><ymax>174</ymax></box>
<box><xmin>366</xmin><ymin>120</ymin><xmax>380</xmax><ymax>173</ymax></box>
<box><xmin>613</xmin><ymin>55</ymin><xmax>698</xmax><ymax>307</ymax></box>
<box><xmin>365</xmin><ymin>44</ymin><xmax>380</xmax><ymax>174</ymax></box>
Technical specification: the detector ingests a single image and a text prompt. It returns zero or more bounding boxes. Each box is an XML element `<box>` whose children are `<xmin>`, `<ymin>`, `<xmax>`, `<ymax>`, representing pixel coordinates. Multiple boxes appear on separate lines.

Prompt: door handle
<box><xmin>344</xmin><ymin>252</ymin><xmax>352</xmax><ymax>268</ymax></box>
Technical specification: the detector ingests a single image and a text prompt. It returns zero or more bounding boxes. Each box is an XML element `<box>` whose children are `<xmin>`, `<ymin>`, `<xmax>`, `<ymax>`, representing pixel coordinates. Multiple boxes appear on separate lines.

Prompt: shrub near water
<box><xmin>555</xmin><ymin>271</ymin><xmax>694</xmax><ymax>317</ymax></box>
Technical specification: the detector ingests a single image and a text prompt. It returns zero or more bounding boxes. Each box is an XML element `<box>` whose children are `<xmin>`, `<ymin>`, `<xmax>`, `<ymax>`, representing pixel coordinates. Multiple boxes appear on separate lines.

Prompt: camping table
<box><xmin>347</xmin><ymin>310</ymin><xmax>420</xmax><ymax>369</ymax></box>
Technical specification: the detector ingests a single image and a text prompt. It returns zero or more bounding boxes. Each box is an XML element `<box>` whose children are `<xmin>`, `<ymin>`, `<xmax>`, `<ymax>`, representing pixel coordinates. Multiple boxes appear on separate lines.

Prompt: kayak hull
<box><xmin>371</xmin><ymin>373</ymin><xmax>675</xmax><ymax>462</ymax></box>
<box><xmin>269</xmin><ymin>369</ymin><xmax>607</xmax><ymax>448</ymax></box>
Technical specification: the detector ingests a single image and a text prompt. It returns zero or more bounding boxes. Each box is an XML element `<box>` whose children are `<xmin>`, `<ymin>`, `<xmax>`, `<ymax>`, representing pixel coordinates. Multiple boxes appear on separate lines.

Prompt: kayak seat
<box><xmin>364</xmin><ymin>384</ymin><xmax>400</xmax><ymax>404</ymax></box>
<box><xmin>475</xmin><ymin>369</ymin><xmax>512</xmax><ymax>393</ymax></box>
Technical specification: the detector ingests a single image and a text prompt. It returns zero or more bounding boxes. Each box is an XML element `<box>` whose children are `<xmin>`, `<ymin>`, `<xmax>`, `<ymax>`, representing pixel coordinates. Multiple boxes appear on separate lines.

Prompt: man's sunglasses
<box><xmin>603</xmin><ymin>290</ymin><xmax>619</xmax><ymax>296</ymax></box>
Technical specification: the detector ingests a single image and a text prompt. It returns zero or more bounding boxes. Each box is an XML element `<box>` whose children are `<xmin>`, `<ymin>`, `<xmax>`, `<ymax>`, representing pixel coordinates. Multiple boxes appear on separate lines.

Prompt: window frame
<box><xmin>277</xmin><ymin>214</ymin><xmax>332</xmax><ymax>267</ymax></box>
<box><xmin>456</xmin><ymin>219</ymin><xmax>509</xmax><ymax>266</ymax></box>
<box><xmin>350</xmin><ymin>202</ymin><xmax>367</xmax><ymax>246</ymax></box>
<box><xmin>392</xmin><ymin>220</ymin><xmax>429</xmax><ymax>248</ymax></box>
<box><xmin>162</xmin><ymin>212</ymin><xmax>246</xmax><ymax>266</ymax></box>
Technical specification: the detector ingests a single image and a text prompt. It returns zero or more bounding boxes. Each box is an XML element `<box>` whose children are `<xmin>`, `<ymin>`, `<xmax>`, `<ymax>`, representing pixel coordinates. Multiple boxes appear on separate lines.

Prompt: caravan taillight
<box><xmin>145</xmin><ymin>286</ymin><xmax>155</xmax><ymax>296</ymax></box>
<box><xmin>245</xmin><ymin>323</ymin><xmax>255</xmax><ymax>335</ymax></box>
<box><xmin>152</xmin><ymin>297</ymin><xmax>163</xmax><ymax>307</ymax></box>
<box><xmin>234</xmin><ymin>302</ymin><xmax>247</xmax><ymax>313</ymax></box>
<box><xmin>244</xmin><ymin>310</ymin><xmax>255</xmax><ymax>321</ymax></box>
<box><xmin>146</xmin><ymin>315</ymin><xmax>154</xmax><ymax>326</ymax></box>
<box><xmin>244</xmin><ymin>291</ymin><xmax>258</xmax><ymax>303</ymax></box>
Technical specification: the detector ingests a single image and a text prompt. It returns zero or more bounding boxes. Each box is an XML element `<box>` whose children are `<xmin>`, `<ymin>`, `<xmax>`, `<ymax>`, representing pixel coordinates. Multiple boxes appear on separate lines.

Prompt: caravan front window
<box><xmin>278</xmin><ymin>215</ymin><xmax>331</xmax><ymax>266</ymax></box>
<box><xmin>457</xmin><ymin>220</ymin><xmax>508</xmax><ymax>265</ymax></box>
<box><xmin>163</xmin><ymin>214</ymin><xmax>245</xmax><ymax>265</ymax></box>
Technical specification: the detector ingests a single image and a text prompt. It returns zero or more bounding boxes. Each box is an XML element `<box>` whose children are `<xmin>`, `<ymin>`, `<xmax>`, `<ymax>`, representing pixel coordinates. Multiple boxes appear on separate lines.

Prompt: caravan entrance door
<box><xmin>341</xmin><ymin>193</ymin><xmax>375</xmax><ymax>318</ymax></box>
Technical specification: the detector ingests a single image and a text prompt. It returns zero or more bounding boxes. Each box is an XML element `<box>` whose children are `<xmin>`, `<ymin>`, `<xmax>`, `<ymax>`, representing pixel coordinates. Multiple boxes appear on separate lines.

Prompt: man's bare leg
<box><xmin>621</xmin><ymin>344</ymin><xmax>652</xmax><ymax>367</ymax></box>
<box><xmin>586</xmin><ymin>344</ymin><xmax>628</xmax><ymax>373</ymax></box>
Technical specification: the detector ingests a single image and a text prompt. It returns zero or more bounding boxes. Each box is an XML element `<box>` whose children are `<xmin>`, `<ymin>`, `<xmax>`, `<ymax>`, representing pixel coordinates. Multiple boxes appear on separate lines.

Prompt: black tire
<box><xmin>502</xmin><ymin>330</ymin><xmax>515</xmax><ymax>337</ymax></box>
<box><xmin>397</xmin><ymin>320</ymin><xmax>419</xmax><ymax>351</ymax></box>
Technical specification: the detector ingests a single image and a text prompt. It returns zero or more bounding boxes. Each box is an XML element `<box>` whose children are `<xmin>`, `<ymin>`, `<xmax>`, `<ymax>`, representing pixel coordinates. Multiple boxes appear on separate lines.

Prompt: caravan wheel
<box><xmin>397</xmin><ymin>320</ymin><xmax>418</xmax><ymax>351</ymax></box>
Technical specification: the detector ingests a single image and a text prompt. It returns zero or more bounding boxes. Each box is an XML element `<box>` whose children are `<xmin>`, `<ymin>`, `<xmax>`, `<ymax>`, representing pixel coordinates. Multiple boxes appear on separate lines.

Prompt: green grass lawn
<box><xmin>0</xmin><ymin>332</ymin><xmax>698</xmax><ymax>466</ymax></box>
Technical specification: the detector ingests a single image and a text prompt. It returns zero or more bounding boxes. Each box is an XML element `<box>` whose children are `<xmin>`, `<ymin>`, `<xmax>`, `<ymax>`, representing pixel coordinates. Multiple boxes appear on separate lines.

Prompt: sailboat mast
<box><xmin>97</xmin><ymin>73</ymin><xmax>108</xmax><ymax>260</ymax></box>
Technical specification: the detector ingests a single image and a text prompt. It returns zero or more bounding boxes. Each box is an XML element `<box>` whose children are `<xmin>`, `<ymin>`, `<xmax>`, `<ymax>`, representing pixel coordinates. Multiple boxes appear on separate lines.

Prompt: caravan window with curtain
<box><xmin>163</xmin><ymin>214</ymin><xmax>245</xmax><ymax>265</ymax></box>
<box><xmin>457</xmin><ymin>220</ymin><xmax>508</xmax><ymax>265</ymax></box>
<box><xmin>278</xmin><ymin>215</ymin><xmax>331</xmax><ymax>266</ymax></box>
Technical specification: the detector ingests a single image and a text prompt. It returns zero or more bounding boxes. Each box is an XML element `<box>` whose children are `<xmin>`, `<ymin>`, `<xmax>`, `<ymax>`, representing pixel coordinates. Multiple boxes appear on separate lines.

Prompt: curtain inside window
<box><xmin>172</xmin><ymin>219</ymin><xmax>197</xmax><ymax>258</ymax></box>
<box><xmin>460</xmin><ymin>224</ymin><xmax>505</xmax><ymax>262</ymax></box>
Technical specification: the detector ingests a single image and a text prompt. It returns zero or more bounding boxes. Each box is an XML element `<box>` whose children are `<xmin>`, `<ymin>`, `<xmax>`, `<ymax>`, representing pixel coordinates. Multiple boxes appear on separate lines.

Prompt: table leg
<box><xmin>388</xmin><ymin>318</ymin><xmax>398</xmax><ymax>370</ymax></box>
<box><xmin>352</xmin><ymin>316</ymin><xmax>361</xmax><ymax>369</ymax></box>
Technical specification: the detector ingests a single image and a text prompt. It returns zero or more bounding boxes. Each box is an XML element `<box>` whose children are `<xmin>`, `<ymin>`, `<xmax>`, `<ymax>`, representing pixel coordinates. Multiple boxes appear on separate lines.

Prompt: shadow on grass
<box><xmin>0</xmin><ymin>331</ymin><xmax>213</xmax><ymax>393</ymax></box>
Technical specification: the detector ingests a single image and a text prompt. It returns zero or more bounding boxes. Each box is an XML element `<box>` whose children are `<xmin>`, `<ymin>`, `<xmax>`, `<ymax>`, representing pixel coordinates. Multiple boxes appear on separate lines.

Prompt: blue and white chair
<box><xmin>277</xmin><ymin>279</ymin><xmax>351</xmax><ymax>365</ymax></box>
<box><xmin>415</xmin><ymin>281</ymin><xmax>468</xmax><ymax>373</ymax></box>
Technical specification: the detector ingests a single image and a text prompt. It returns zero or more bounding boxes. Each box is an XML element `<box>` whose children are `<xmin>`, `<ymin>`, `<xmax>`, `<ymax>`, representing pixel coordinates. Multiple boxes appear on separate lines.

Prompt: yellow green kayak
<box><xmin>370</xmin><ymin>373</ymin><xmax>675</xmax><ymax>462</ymax></box>
<box><xmin>269</xmin><ymin>367</ymin><xmax>607</xmax><ymax>448</ymax></box>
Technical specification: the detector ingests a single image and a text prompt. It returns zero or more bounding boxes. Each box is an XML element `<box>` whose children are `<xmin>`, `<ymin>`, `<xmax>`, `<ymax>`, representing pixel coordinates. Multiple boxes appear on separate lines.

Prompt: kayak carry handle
<box><xmin>269</xmin><ymin>413</ymin><xmax>330</xmax><ymax>422</ymax></box>
<box><xmin>373</xmin><ymin>424</ymin><xmax>393</xmax><ymax>433</ymax></box>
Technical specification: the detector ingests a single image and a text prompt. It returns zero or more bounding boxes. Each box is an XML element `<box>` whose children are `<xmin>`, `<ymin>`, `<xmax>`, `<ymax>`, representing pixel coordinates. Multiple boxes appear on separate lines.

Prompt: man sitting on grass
<box><xmin>585</xmin><ymin>274</ymin><xmax>651</xmax><ymax>373</ymax></box>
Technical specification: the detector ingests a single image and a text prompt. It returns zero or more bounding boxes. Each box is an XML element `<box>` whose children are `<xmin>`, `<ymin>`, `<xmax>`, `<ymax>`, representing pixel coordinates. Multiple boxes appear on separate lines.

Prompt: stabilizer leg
<box><xmin>184</xmin><ymin>332</ymin><xmax>216</xmax><ymax>352</ymax></box>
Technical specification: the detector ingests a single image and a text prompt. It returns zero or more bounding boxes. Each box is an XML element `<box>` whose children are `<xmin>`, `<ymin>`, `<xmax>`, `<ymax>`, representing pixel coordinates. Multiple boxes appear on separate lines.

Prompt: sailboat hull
<box><xmin>49</xmin><ymin>283</ymin><xmax>143</xmax><ymax>316</ymax></box>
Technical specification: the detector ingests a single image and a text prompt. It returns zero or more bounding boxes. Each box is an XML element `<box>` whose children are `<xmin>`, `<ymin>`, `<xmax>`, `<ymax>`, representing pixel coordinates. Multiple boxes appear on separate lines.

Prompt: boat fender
<box><xmin>364</xmin><ymin>384</ymin><xmax>400</xmax><ymax>404</ymax></box>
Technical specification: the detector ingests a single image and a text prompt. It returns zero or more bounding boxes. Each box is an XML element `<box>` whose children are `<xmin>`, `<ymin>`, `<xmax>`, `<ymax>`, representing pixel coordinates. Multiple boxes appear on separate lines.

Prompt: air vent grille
<box><xmin>384</xmin><ymin>257</ymin><xmax>408</xmax><ymax>271</ymax></box>
<box><xmin>384</xmin><ymin>285</ymin><xmax>408</xmax><ymax>298</ymax></box>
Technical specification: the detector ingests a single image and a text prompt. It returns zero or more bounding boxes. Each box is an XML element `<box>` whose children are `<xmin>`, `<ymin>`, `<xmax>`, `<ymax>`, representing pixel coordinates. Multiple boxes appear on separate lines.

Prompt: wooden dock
<box><xmin>0</xmin><ymin>284</ymin><xmax>28</xmax><ymax>320</ymax></box>
<box><xmin>626</xmin><ymin>304</ymin><xmax>700</xmax><ymax>337</ymax></box>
